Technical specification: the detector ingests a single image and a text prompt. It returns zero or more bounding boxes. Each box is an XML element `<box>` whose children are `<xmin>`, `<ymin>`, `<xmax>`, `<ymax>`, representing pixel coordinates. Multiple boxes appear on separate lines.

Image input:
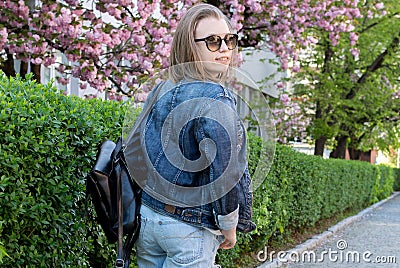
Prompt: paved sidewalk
<box><xmin>258</xmin><ymin>192</ymin><xmax>400</xmax><ymax>268</ymax></box>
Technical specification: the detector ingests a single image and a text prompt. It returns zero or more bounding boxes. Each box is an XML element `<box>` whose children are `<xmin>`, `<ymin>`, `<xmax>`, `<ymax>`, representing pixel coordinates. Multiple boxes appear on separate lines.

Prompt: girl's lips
<box><xmin>215</xmin><ymin>56</ymin><xmax>230</xmax><ymax>64</ymax></box>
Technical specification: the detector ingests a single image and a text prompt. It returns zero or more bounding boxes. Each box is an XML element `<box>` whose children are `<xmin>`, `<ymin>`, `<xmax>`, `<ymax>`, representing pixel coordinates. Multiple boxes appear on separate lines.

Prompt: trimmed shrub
<box><xmin>0</xmin><ymin>74</ymin><xmax>396</xmax><ymax>267</ymax></box>
<box><xmin>376</xmin><ymin>165</ymin><xmax>395</xmax><ymax>201</ymax></box>
<box><xmin>0</xmin><ymin>73</ymin><xmax>129</xmax><ymax>267</ymax></box>
<box><xmin>392</xmin><ymin>168</ymin><xmax>400</xmax><ymax>191</ymax></box>
<box><xmin>216</xmin><ymin>143</ymin><xmax>392</xmax><ymax>267</ymax></box>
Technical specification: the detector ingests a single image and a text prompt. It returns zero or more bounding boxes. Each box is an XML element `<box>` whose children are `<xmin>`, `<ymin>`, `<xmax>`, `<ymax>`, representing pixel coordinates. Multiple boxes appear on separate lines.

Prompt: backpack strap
<box><xmin>116</xmin><ymin>161</ymin><xmax>124</xmax><ymax>268</ymax></box>
<box><xmin>123</xmin><ymin>81</ymin><xmax>165</xmax><ymax>147</ymax></box>
<box><xmin>122</xmin><ymin>200</ymin><xmax>142</xmax><ymax>267</ymax></box>
<box><xmin>116</xmin><ymin>81</ymin><xmax>165</xmax><ymax>268</ymax></box>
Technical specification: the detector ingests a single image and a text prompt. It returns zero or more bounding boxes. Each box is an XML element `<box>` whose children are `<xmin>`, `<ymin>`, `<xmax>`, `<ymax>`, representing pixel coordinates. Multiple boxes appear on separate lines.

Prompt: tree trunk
<box><xmin>31</xmin><ymin>63</ymin><xmax>41</xmax><ymax>82</ymax></box>
<box><xmin>313</xmin><ymin>39</ymin><xmax>333</xmax><ymax>156</ymax></box>
<box><xmin>20</xmin><ymin>61</ymin><xmax>28</xmax><ymax>77</ymax></box>
<box><xmin>313</xmin><ymin>100</ymin><xmax>327</xmax><ymax>156</ymax></box>
<box><xmin>314</xmin><ymin>136</ymin><xmax>327</xmax><ymax>156</ymax></box>
<box><xmin>1</xmin><ymin>52</ymin><xmax>16</xmax><ymax>77</ymax></box>
<box><xmin>330</xmin><ymin>135</ymin><xmax>347</xmax><ymax>159</ymax></box>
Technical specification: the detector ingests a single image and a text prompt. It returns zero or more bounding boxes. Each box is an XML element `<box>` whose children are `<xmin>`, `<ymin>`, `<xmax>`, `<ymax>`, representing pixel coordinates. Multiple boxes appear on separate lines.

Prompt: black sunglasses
<box><xmin>194</xmin><ymin>34</ymin><xmax>238</xmax><ymax>52</ymax></box>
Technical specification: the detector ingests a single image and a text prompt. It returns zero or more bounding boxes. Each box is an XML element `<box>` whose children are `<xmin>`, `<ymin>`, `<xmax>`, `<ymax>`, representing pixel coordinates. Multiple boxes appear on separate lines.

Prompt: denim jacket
<box><xmin>140</xmin><ymin>80</ymin><xmax>256</xmax><ymax>233</ymax></box>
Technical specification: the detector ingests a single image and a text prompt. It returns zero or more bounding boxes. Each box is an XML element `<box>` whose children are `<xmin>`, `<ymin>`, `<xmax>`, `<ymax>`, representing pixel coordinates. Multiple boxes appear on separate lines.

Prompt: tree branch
<box><xmin>360</xmin><ymin>12</ymin><xmax>400</xmax><ymax>34</ymax></box>
<box><xmin>346</xmin><ymin>32</ymin><xmax>400</xmax><ymax>99</ymax></box>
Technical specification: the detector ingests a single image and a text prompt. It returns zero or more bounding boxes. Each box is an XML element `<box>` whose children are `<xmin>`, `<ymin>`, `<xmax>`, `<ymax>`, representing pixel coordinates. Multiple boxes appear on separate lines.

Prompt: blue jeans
<box><xmin>136</xmin><ymin>205</ymin><xmax>224</xmax><ymax>268</ymax></box>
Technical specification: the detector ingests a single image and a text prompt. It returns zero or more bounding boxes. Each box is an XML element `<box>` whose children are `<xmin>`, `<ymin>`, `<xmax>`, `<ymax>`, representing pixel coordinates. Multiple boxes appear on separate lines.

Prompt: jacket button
<box><xmin>158</xmin><ymin>221</ymin><xmax>162</xmax><ymax>225</ymax></box>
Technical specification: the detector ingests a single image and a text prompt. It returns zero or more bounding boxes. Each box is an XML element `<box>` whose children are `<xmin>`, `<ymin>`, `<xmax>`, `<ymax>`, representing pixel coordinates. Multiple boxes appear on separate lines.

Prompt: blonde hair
<box><xmin>168</xmin><ymin>3</ymin><xmax>238</xmax><ymax>83</ymax></box>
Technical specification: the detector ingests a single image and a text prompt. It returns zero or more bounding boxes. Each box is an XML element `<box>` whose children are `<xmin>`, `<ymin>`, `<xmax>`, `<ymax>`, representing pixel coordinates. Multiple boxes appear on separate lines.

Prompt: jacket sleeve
<box><xmin>195</xmin><ymin>90</ymin><xmax>248</xmax><ymax>230</ymax></box>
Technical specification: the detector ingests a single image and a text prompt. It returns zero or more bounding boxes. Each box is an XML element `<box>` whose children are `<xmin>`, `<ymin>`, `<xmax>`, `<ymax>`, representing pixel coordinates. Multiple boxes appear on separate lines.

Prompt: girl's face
<box><xmin>194</xmin><ymin>17</ymin><xmax>235</xmax><ymax>77</ymax></box>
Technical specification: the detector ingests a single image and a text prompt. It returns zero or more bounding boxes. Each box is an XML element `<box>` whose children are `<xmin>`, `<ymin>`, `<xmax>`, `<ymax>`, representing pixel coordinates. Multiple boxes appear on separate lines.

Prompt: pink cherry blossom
<box><xmin>0</xmin><ymin>0</ymin><xmax>385</xmax><ymax>98</ymax></box>
<box><xmin>349</xmin><ymin>32</ymin><xmax>358</xmax><ymax>46</ymax></box>
<box><xmin>276</xmin><ymin>82</ymin><xmax>284</xmax><ymax>89</ymax></box>
<box><xmin>350</xmin><ymin>48</ymin><xmax>359</xmax><ymax>57</ymax></box>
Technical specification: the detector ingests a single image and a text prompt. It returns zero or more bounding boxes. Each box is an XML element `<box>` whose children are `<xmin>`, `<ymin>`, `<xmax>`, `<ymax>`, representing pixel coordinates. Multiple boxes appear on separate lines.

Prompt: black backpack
<box><xmin>86</xmin><ymin>137</ymin><xmax>142</xmax><ymax>268</ymax></box>
<box><xmin>85</xmin><ymin>82</ymin><xmax>165</xmax><ymax>267</ymax></box>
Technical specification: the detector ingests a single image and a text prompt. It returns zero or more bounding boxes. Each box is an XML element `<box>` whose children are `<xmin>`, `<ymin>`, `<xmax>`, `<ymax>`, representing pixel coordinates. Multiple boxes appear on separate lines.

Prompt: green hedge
<box><xmin>216</xmin><ymin>141</ymin><xmax>395</xmax><ymax>267</ymax></box>
<box><xmin>0</xmin><ymin>73</ymin><xmax>127</xmax><ymax>267</ymax></box>
<box><xmin>0</xmin><ymin>74</ymin><xmax>396</xmax><ymax>267</ymax></box>
<box><xmin>376</xmin><ymin>165</ymin><xmax>395</xmax><ymax>201</ymax></box>
<box><xmin>393</xmin><ymin>168</ymin><xmax>400</xmax><ymax>191</ymax></box>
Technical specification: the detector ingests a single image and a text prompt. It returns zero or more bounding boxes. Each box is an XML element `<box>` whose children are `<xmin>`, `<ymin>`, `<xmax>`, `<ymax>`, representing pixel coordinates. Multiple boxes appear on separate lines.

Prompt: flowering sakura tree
<box><xmin>3</xmin><ymin>0</ymin><xmax>395</xmax><ymax>151</ymax></box>
<box><xmin>0</xmin><ymin>0</ymin><xmax>375</xmax><ymax>100</ymax></box>
<box><xmin>1</xmin><ymin>0</ymin><xmax>196</xmax><ymax>99</ymax></box>
<box><xmin>289</xmin><ymin>0</ymin><xmax>399</xmax><ymax>158</ymax></box>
